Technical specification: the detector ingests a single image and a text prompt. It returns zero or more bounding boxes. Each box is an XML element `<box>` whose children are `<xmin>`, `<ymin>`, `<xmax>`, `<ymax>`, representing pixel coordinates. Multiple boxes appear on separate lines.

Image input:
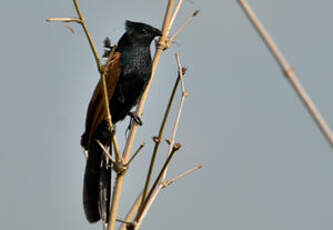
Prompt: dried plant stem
<box><xmin>135</xmin><ymin>144</ymin><xmax>180</xmax><ymax>226</ymax></box>
<box><xmin>162</xmin><ymin>53</ymin><xmax>188</xmax><ymax>179</ymax></box>
<box><xmin>168</xmin><ymin>0</ymin><xmax>184</xmax><ymax>32</ymax></box>
<box><xmin>119</xmin><ymin>193</ymin><xmax>143</xmax><ymax>230</ymax></box>
<box><xmin>238</xmin><ymin>0</ymin><xmax>333</xmax><ymax>147</ymax></box>
<box><xmin>47</xmin><ymin>0</ymin><xmax>122</xmax><ymax>156</ymax></box>
<box><xmin>101</xmin><ymin>45</ymin><xmax>122</xmax><ymax>160</ymax></box>
<box><xmin>108</xmin><ymin>1</ymin><xmax>176</xmax><ymax>230</ymax></box>
<box><xmin>47</xmin><ymin>2</ymin><xmax>124</xmax><ymax>229</ymax></box>
<box><xmin>140</xmin><ymin>65</ymin><xmax>183</xmax><ymax>211</ymax></box>
<box><xmin>135</xmin><ymin>163</ymin><xmax>201</xmax><ymax>230</ymax></box>
<box><xmin>46</xmin><ymin>17</ymin><xmax>81</xmax><ymax>23</ymax></box>
<box><xmin>120</xmin><ymin>65</ymin><xmax>186</xmax><ymax>230</ymax></box>
<box><xmin>120</xmin><ymin>163</ymin><xmax>201</xmax><ymax>230</ymax></box>
<box><xmin>97</xmin><ymin>140</ymin><xmax>116</xmax><ymax>164</ymax></box>
<box><xmin>162</xmin><ymin>164</ymin><xmax>202</xmax><ymax>188</ymax></box>
<box><xmin>133</xmin><ymin>54</ymin><xmax>188</xmax><ymax>230</ymax></box>
<box><xmin>74</xmin><ymin>0</ymin><xmax>121</xmax><ymax>159</ymax></box>
<box><xmin>116</xmin><ymin>218</ymin><xmax>132</xmax><ymax>225</ymax></box>
<box><xmin>121</xmin><ymin>0</ymin><xmax>176</xmax><ymax>163</ymax></box>
<box><xmin>168</xmin><ymin>10</ymin><xmax>200</xmax><ymax>45</ymax></box>
<box><xmin>73</xmin><ymin>0</ymin><xmax>103</xmax><ymax>72</ymax></box>
<box><xmin>128</xmin><ymin>143</ymin><xmax>146</xmax><ymax>165</ymax></box>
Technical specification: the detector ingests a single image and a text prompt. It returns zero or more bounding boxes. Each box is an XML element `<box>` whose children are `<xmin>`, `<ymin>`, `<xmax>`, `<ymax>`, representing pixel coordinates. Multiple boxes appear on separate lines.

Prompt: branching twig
<box><xmin>120</xmin><ymin>65</ymin><xmax>187</xmax><ymax>230</ymax></box>
<box><xmin>128</xmin><ymin>143</ymin><xmax>146</xmax><ymax>166</ymax></box>
<box><xmin>101</xmin><ymin>45</ymin><xmax>122</xmax><ymax>161</ymax></box>
<box><xmin>134</xmin><ymin>143</ymin><xmax>181</xmax><ymax>227</ymax></box>
<box><xmin>168</xmin><ymin>0</ymin><xmax>184</xmax><ymax>32</ymax></box>
<box><xmin>238</xmin><ymin>0</ymin><xmax>333</xmax><ymax>147</ymax></box>
<box><xmin>133</xmin><ymin>54</ymin><xmax>189</xmax><ymax>230</ymax></box>
<box><xmin>167</xmin><ymin>10</ymin><xmax>200</xmax><ymax>47</ymax></box>
<box><xmin>162</xmin><ymin>164</ymin><xmax>203</xmax><ymax>188</ymax></box>
<box><xmin>72</xmin><ymin>0</ymin><xmax>103</xmax><ymax>72</ymax></box>
<box><xmin>162</xmin><ymin>53</ymin><xmax>188</xmax><ymax>180</ymax></box>
<box><xmin>133</xmin><ymin>163</ymin><xmax>202</xmax><ymax>230</ymax></box>
<box><xmin>119</xmin><ymin>192</ymin><xmax>143</xmax><ymax>230</ymax></box>
<box><xmin>97</xmin><ymin>140</ymin><xmax>116</xmax><ymax>164</ymax></box>
<box><xmin>140</xmin><ymin>62</ymin><xmax>187</xmax><ymax>211</ymax></box>
<box><xmin>47</xmin><ymin>0</ymin><xmax>122</xmax><ymax>158</ymax></box>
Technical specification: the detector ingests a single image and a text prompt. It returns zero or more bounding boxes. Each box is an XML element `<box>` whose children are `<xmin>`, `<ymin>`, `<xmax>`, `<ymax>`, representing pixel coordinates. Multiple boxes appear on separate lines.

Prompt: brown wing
<box><xmin>81</xmin><ymin>52</ymin><xmax>122</xmax><ymax>149</ymax></box>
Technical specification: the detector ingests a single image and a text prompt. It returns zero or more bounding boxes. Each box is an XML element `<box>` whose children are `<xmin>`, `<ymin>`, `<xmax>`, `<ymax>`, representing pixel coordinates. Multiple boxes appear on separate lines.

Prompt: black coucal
<box><xmin>80</xmin><ymin>21</ymin><xmax>162</xmax><ymax>224</ymax></box>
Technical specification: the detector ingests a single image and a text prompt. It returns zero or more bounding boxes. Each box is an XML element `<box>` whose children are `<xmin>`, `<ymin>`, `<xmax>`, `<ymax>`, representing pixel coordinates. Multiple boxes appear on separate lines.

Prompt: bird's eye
<box><xmin>141</xmin><ymin>28</ymin><xmax>148</xmax><ymax>33</ymax></box>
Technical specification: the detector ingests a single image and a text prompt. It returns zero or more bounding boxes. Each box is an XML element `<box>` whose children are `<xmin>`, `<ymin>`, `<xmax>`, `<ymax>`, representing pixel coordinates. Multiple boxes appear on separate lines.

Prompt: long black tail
<box><xmin>83</xmin><ymin>139</ymin><xmax>112</xmax><ymax>223</ymax></box>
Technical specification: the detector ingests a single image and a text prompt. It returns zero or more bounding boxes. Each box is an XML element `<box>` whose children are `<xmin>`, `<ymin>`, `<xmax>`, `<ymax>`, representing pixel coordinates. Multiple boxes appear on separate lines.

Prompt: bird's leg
<box><xmin>125</xmin><ymin>112</ymin><xmax>143</xmax><ymax>136</ymax></box>
<box><xmin>127</xmin><ymin>111</ymin><xmax>143</xmax><ymax>126</ymax></box>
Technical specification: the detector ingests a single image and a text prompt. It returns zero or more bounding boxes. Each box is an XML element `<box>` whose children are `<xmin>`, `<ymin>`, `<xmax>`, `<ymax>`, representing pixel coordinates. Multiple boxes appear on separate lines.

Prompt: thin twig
<box><xmin>72</xmin><ymin>0</ymin><xmax>122</xmax><ymax>158</ymax></box>
<box><xmin>162</xmin><ymin>164</ymin><xmax>202</xmax><ymax>188</ymax></box>
<box><xmin>119</xmin><ymin>193</ymin><xmax>143</xmax><ymax>230</ymax></box>
<box><xmin>72</xmin><ymin>0</ymin><xmax>102</xmax><ymax>72</ymax></box>
<box><xmin>47</xmin><ymin>0</ymin><xmax>122</xmax><ymax>157</ymax></box>
<box><xmin>116</xmin><ymin>218</ymin><xmax>133</xmax><ymax>225</ymax></box>
<box><xmin>139</xmin><ymin>63</ymin><xmax>185</xmax><ymax>210</ymax></box>
<box><xmin>168</xmin><ymin>0</ymin><xmax>184</xmax><ymax>33</ymax></box>
<box><xmin>121</xmin><ymin>0</ymin><xmax>176</xmax><ymax>164</ymax></box>
<box><xmin>162</xmin><ymin>53</ymin><xmax>188</xmax><ymax>180</ymax></box>
<box><xmin>97</xmin><ymin>140</ymin><xmax>116</xmax><ymax>164</ymax></box>
<box><xmin>128</xmin><ymin>143</ymin><xmax>146</xmax><ymax>165</ymax></box>
<box><xmin>168</xmin><ymin>10</ymin><xmax>200</xmax><ymax>46</ymax></box>
<box><xmin>134</xmin><ymin>55</ymin><xmax>189</xmax><ymax>229</ymax></box>
<box><xmin>135</xmin><ymin>143</ymin><xmax>181</xmax><ymax>225</ymax></box>
<box><xmin>134</xmin><ymin>186</ymin><xmax>161</xmax><ymax>230</ymax></box>
<box><xmin>134</xmin><ymin>164</ymin><xmax>202</xmax><ymax>230</ymax></box>
<box><xmin>101</xmin><ymin>44</ymin><xmax>122</xmax><ymax>161</ymax></box>
<box><xmin>238</xmin><ymin>0</ymin><xmax>333</xmax><ymax>147</ymax></box>
<box><xmin>46</xmin><ymin>17</ymin><xmax>81</xmax><ymax>23</ymax></box>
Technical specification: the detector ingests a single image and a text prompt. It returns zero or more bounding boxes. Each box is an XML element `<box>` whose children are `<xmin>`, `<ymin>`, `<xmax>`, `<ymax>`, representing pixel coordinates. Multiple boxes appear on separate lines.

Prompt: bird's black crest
<box><xmin>125</xmin><ymin>20</ymin><xmax>162</xmax><ymax>44</ymax></box>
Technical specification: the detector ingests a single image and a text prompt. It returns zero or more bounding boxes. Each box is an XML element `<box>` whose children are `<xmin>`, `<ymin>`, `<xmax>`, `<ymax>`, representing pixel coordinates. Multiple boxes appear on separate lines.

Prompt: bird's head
<box><xmin>125</xmin><ymin>20</ymin><xmax>162</xmax><ymax>46</ymax></box>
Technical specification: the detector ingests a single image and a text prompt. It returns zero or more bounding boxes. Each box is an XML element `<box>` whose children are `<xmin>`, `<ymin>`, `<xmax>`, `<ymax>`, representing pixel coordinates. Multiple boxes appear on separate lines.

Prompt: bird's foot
<box><xmin>127</xmin><ymin>112</ymin><xmax>143</xmax><ymax>126</ymax></box>
<box><xmin>125</xmin><ymin>112</ymin><xmax>143</xmax><ymax>137</ymax></box>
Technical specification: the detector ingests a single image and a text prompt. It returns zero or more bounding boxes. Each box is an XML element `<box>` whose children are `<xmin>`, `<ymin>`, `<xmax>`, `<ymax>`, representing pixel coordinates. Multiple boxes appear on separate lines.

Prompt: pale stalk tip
<box><xmin>173</xmin><ymin>142</ymin><xmax>182</xmax><ymax>151</ymax></box>
<box><xmin>181</xmin><ymin>67</ymin><xmax>188</xmax><ymax>75</ymax></box>
<box><xmin>193</xmin><ymin>10</ymin><xmax>200</xmax><ymax>17</ymax></box>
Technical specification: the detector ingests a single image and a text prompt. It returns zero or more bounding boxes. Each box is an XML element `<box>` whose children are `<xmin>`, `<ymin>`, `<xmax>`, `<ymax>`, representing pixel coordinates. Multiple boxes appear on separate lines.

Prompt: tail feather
<box><xmin>83</xmin><ymin>139</ymin><xmax>112</xmax><ymax>223</ymax></box>
<box><xmin>99</xmin><ymin>155</ymin><xmax>112</xmax><ymax>223</ymax></box>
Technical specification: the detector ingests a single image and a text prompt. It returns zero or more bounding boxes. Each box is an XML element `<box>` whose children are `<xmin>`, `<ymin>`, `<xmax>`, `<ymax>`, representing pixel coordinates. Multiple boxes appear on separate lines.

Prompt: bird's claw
<box><xmin>125</xmin><ymin>112</ymin><xmax>143</xmax><ymax>137</ymax></box>
<box><xmin>127</xmin><ymin>112</ymin><xmax>143</xmax><ymax>126</ymax></box>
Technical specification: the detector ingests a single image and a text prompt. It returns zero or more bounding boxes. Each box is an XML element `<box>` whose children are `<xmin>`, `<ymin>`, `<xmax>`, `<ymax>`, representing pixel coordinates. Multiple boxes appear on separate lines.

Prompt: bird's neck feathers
<box><xmin>117</xmin><ymin>33</ymin><xmax>152</xmax><ymax>76</ymax></box>
<box><xmin>117</xmin><ymin>33</ymin><xmax>151</xmax><ymax>50</ymax></box>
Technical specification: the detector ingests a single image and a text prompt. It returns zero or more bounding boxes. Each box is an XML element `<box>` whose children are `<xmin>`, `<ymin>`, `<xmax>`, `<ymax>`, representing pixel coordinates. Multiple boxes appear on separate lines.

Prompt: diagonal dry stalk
<box><xmin>159</xmin><ymin>53</ymin><xmax>188</xmax><ymax>181</ymax></box>
<box><xmin>139</xmin><ymin>62</ymin><xmax>187</xmax><ymax>212</ymax></box>
<box><xmin>138</xmin><ymin>7</ymin><xmax>198</xmax><ymax>218</ymax></box>
<box><xmin>108</xmin><ymin>1</ymin><xmax>177</xmax><ymax>229</ymax></box>
<box><xmin>237</xmin><ymin>0</ymin><xmax>333</xmax><ymax>147</ymax></box>
<box><xmin>119</xmin><ymin>65</ymin><xmax>186</xmax><ymax>230</ymax></box>
<box><xmin>131</xmin><ymin>53</ymin><xmax>191</xmax><ymax>230</ymax></box>
<box><xmin>46</xmin><ymin>0</ymin><xmax>122</xmax><ymax>159</ymax></box>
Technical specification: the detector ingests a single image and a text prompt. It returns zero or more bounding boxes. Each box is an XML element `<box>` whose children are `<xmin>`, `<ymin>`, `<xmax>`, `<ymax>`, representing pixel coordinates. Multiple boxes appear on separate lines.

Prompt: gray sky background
<box><xmin>1</xmin><ymin>0</ymin><xmax>333</xmax><ymax>229</ymax></box>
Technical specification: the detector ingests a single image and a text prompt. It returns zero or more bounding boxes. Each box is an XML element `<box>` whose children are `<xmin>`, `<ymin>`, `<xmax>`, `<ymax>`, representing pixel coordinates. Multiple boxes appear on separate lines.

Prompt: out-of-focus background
<box><xmin>1</xmin><ymin>0</ymin><xmax>333</xmax><ymax>229</ymax></box>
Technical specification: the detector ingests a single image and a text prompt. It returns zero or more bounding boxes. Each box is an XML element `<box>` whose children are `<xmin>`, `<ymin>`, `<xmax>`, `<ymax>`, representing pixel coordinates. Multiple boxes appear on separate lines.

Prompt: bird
<box><xmin>80</xmin><ymin>20</ymin><xmax>162</xmax><ymax>224</ymax></box>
